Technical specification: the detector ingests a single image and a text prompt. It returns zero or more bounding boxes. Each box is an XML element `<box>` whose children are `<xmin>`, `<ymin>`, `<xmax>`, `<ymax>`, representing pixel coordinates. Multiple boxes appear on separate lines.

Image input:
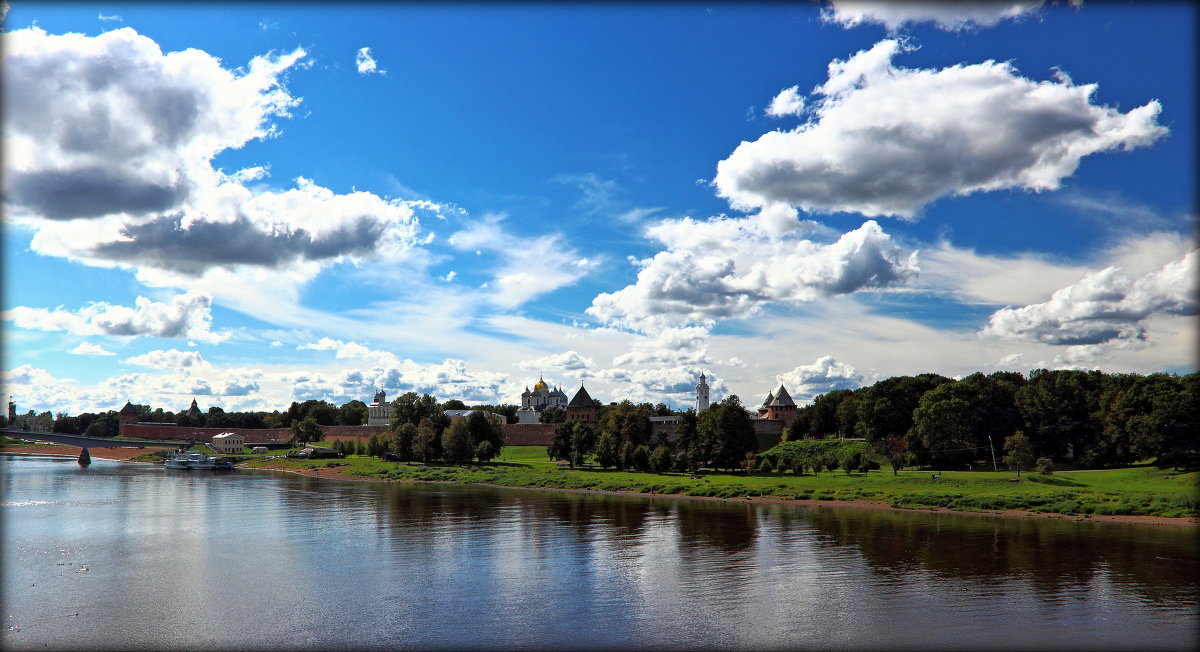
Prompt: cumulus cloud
<box><xmin>613</xmin><ymin>327</ymin><xmax>711</xmax><ymax>367</ymax></box>
<box><xmin>125</xmin><ymin>348</ymin><xmax>209</xmax><ymax>369</ymax></box>
<box><xmin>775</xmin><ymin>355</ymin><xmax>864</xmax><ymax>403</ymax></box>
<box><xmin>714</xmin><ymin>39</ymin><xmax>1167</xmax><ymax>219</ymax></box>
<box><xmin>980</xmin><ymin>250</ymin><xmax>1198</xmax><ymax>346</ymax></box>
<box><xmin>448</xmin><ymin>213</ymin><xmax>601</xmax><ymax>307</ymax></box>
<box><xmin>69</xmin><ymin>342</ymin><xmax>116</xmax><ymax>356</ymax></box>
<box><xmin>821</xmin><ymin>1</ymin><xmax>1046</xmax><ymax>31</ymax></box>
<box><xmin>4</xmin><ymin>27</ymin><xmax>423</xmax><ymax>284</ymax></box>
<box><xmin>588</xmin><ymin>219</ymin><xmax>917</xmax><ymax>332</ymax></box>
<box><xmin>355</xmin><ymin>46</ymin><xmax>385</xmax><ymax>75</ymax></box>
<box><xmin>765</xmin><ymin>85</ymin><xmax>806</xmax><ymax>117</ymax></box>
<box><xmin>519</xmin><ymin>351</ymin><xmax>595</xmax><ymax>374</ymax></box>
<box><xmin>3</xmin><ymin>290</ymin><xmax>229</xmax><ymax>344</ymax></box>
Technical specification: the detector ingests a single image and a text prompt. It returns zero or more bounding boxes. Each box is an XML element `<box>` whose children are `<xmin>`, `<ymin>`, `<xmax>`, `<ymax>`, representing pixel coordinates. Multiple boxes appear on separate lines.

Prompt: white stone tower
<box><xmin>695</xmin><ymin>373</ymin><xmax>710</xmax><ymax>412</ymax></box>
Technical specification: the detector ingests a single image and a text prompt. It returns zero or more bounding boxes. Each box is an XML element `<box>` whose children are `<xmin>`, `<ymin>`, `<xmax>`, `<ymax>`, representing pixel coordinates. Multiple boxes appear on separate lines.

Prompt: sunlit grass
<box><xmin>237</xmin><ymin>445</ymin><xmax>1199</xmax><ymax>518</ymax></box>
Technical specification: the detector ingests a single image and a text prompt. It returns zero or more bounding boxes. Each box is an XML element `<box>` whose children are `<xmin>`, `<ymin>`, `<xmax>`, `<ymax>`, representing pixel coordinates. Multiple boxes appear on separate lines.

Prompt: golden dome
<box><xmin>533</xmin><ymin>375</ymin><xmax>549</xmax><ymax>392</ymax></box>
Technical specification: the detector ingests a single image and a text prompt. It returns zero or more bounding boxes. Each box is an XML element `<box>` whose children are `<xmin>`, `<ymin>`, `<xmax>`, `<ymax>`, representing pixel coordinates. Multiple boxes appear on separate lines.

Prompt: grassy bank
<box><xmin>241</xmin><ymin>445</ymin><xmax>1200</xmax><ymax>518</ymax></box>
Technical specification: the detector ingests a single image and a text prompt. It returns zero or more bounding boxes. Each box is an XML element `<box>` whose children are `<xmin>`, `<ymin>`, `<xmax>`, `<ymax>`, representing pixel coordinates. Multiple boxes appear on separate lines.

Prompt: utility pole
<box><xmin>988</xmin><ymin>435</ymin><xmax>998</xmax><ymax>472</ymax></box>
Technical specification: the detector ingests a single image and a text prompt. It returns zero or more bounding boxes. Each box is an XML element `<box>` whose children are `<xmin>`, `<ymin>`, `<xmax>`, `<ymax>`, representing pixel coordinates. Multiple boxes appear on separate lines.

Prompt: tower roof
<box><xmin>119</xmin><ymin>401</ymin><xmax>138</xmax><ymax>414</ymax></box>
<box><xmin>568</xmin><ymin>384</ymin><xmax>594</xmax><ymax>408</ymax></box>
<box><xmin>769</xmin><ymin>385</ymin><xmax>795</xmax><ymax>407</ymax></box>
<box><xmin>760</xmin><ymin>392</ymin><xmax>774</xmax><ymax>408</ymax></box>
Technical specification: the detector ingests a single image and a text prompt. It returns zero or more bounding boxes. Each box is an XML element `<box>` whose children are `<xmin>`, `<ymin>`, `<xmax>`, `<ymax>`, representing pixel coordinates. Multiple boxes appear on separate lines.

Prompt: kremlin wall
<box><xmin>114</xmin><ymin>373</ymin><xmax>800</xmax><ymax>448</ymax></box>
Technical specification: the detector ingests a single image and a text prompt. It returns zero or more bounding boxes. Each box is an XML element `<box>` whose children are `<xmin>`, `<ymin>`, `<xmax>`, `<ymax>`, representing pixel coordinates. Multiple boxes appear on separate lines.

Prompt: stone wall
<box><xmin>120</xmin><ymin>422</ymin><xmax>389</xmax><ymax>443</ymax></box>
<box><xmin>503</xmin><ymin>423</ymin><xmax>555</xmax><ymax>446</ymax></box>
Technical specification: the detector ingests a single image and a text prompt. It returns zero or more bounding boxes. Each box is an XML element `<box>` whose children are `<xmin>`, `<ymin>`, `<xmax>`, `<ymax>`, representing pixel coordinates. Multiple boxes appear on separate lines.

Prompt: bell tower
<box><xmin>695</xmin><ymin>373</ymin><xmax>710</xmax><ymax>412</ymax></box>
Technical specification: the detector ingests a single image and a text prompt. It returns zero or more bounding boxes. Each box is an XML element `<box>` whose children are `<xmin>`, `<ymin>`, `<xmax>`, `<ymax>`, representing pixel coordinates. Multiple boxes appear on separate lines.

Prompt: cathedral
<box><xmin>515</xmin><ymin>375</ymin><xmax>570</xmax><ymax>424</ymax></box>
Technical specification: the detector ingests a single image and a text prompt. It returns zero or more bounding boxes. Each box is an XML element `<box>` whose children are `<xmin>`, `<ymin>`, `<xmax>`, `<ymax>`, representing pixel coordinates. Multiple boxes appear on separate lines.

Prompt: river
<box><xmin>3</xmin><ymin>454</ymin><xmax>1197</xmax><ymax>650</ymax></box>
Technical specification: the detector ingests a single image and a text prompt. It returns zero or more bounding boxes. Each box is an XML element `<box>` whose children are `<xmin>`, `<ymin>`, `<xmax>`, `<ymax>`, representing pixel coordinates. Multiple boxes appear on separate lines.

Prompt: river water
<box><xmin>2</xmin><ymin>454</ymin><xmax>1197</xmax><ymax>651</ymax></box>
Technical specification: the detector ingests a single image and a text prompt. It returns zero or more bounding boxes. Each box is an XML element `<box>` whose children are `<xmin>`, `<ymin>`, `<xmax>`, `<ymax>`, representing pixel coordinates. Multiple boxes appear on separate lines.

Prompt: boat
<box><xmin>164</xmin><ymin>449</ymin><xmax>234</xmax><ymax>470</ymax></box>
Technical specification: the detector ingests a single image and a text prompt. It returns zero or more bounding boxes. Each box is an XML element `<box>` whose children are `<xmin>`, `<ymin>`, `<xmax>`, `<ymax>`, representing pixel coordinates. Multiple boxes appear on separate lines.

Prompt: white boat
<box><xmin>165</xmin><ymin>449</ymin><xmax>234</xmax><ymax>470</ymax></box>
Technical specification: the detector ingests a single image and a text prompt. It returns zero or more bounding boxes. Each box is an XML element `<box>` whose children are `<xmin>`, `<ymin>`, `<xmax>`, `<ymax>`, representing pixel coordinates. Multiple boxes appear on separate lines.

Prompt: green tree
<box><xmin>289</xmin><ymin>417</ymin><xmax>324</xmax><ymax>446</ymax></box>
<box><xmin>569</xmin><ymin>421</ymin><xmax>596</xmax><ymax>469</ymax></box>
<box><xmin>548</xmin><ymin>421</ymin><xmax>575</xmax><ymax>466</ymax></box>
<box><xmin>594</xmin><ymin>430</ymin><xmax>620</xmax><ymax>469</ymax></box>
<box><xmin>1015</xmin><ymin>369</ymin><xmax>1103</xmax><ymax>459</ymax></box>
<box><xmin>441</xmin><ymin>399</ymin><xmax>467</xmax><ymax>411</ymax></box>
<box><xmin>1003</xmin><ymin>431</ymin><xmax>1034</xmax><ymax>476</ymax></box>
<box><xmin>338</xmin><ymin>400</ymin><xmax>368</xmax><ymax>426</ymax></box>
<box><xmin>412</xmin><ymin>418</ymin><xmax>440</xmax><ymax>462</ymax></box>
<box><xmin>392</xmin><ymin>423</ymin><xmax>417</xmax><ymax>462</ymax></box>
<box><xmin>649</xmin><ymin>444</ymin><xmax>672</xmax><ymax>472</ymax></box>
<box><xmin>465</xmin><ymin>410</ymin><xmax>505</xmax><ymax>459</ymax></box>
<box><xmin>442</xmin><ymin>419</ymin><xmax>474</xmax><ymax>464</ymax></box>
<box><xmin>854</xmin><ymin>373</ymin><xmax>952</xmax><ymax>444</ymax></box>
<box><xmin>391</xmin><ymin>392</ymin><xmax>443</xmax><ymax>430</ymax></box>
<box><xmin>539</xmin><ymin>405</ymin><xmax>566</xmax><ymax>424</ymax></box>
<box><xmin>711</xmin><ymin>396</ymin><xmax>756</xmax><ymax>471</ymax></box>
<box><xmin>875</xmin><ymin>436</ymin><xmax>911</xmax><ymax>476</ymax></box>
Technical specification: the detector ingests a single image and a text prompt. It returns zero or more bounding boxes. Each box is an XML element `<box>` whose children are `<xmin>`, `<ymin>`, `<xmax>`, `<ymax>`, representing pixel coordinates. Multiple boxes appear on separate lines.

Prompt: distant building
<box><xmin>565</xmin><ymin>385</ymin><xmax>598</xmax><ymax>425</ymax></box>
<box><xmin>367</xmin><ymin>390</ymin><xmax>393</xmax><ymax>427</ymax></box>
<box><xmin>210</xmin><ymin>432</ymin><xmax>245</xmax><ymax>455</ymax></box>
<box><xmin>515</xmin><ymin>376</ymin><xmax>569</xmax><ymax>424</ymax></box>
<box><xmin>695</xmin><ymin>373</ymin><xmax>710</xmax><ymax>412</ymax></box>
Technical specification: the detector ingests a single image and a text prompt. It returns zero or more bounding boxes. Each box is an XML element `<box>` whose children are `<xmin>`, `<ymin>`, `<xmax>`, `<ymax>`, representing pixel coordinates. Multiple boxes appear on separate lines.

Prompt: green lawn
<box><xmin>240</xmin><ymin>445</ymin><xmax>1200</xmax><ymax>518</ymax></box>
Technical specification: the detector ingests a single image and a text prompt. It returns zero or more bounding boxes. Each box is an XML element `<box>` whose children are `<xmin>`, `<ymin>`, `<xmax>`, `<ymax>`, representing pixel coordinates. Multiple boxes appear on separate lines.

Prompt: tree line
<box><xmin>786</xmin><ymin>369</ymin><xmax>1197</xmax><ymax>470</ymax></box>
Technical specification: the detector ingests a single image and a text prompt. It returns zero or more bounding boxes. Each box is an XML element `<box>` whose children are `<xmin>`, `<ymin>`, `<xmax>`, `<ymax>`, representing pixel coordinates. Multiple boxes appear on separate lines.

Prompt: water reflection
<box><xmin>4</xmin><ymin>456</ymin><xmax>1197</xmax><ymax>651</ymax></box>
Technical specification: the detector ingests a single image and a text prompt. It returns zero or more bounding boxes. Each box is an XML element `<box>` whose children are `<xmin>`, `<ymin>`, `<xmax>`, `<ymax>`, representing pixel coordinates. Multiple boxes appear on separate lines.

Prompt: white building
<box><xmin>515</xmin><ymin>376</ymin><xmax>569</xmax><ymax>424</ymax></box>
<box><xmin>696</xmin><ymin>373</ymin><xmax>710</xmax><ymax>412</ymax></box>
<box><xmin>210</xmin><ymin>432</ymin><xmax>245</xmax><ymax>455</ymax></box>
<box><xmin>367</xmin><ymin>389</ymin><xmax>394</xmax><ymax>426</ymax></box>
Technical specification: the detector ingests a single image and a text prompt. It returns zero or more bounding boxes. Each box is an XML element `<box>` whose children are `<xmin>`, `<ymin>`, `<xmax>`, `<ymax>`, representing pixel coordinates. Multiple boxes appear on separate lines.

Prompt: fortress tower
<box><xmin>695</xmin><ymin>373</ymin><xmax>710</xmax><ymax>412</ymax></box>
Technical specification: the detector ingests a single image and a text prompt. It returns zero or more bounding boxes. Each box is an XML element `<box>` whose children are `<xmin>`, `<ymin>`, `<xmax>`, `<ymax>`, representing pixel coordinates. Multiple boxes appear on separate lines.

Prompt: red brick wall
<box><xmin>504</xmin><ymin>423</ymin><xmax>555</xmax><ymax>446</ymax></box>
<box><xmin>121</xmin><ymin>423</ymin><xmax>388</xmax><ymax>443</ymax></box>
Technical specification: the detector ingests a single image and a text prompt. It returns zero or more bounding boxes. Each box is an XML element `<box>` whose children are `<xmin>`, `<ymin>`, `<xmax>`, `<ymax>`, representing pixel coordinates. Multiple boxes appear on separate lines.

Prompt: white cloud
<box><xmin>588</xmin><ymin>219</ymin><xmax>917</xmax><ymax>332</ymax></box>
<box><xmin>69</xmin><ymin>341</ymin><xmax>116</xmax><ymax>356</ymax></box>
<box><xmin>980</xmin><ymin>250</ymin><xmax>1198</xmax><ymax>346</ymax></box>
<box><xmin>355</xmin><ymin>46</ymin><xmax>385</xmax><ymax>75</ymax></box>
<box><xmin>821</xmin><ymin>1</ymin><xmax>1046</xmax><ymax>31</ymax></box>
<box><xmin>4</xmin><ymin>27</ymin><xmax>424</xmax><ymax>289</ymax></box>
<box><xmin>448</xmin><ymin>213</ymin><xmax>601</xmax><ymax>307</ymax></box>
<box><xmin>765</xmin><ymin>85</ymin><xmax>806</xmax><ymax>117</ymax></box>
<box><xmin>775</xmin><ymin>355</ymin><xmax>864</xmax><ymax>404</ymax></box>
<box><xmin>714</xmin><ymin>39</ymin><xmax>1167</xmax><ymax>219</ymax></box>
<box><xmin>3</xmin><ymin>290</ymin><xmax>229</xmax><ymax>344</ymax></box>
<box><xmin>519</xmin><ymin>350</ymin><xmax>595</xmax><ymax>374</ymax></box>
<box><xmin>613</xmin><ymin>327</ymin><xmax>712</xmax><ymax>367</ymax></box>
<box><xmin>125</xmin><ymin>348</ymin><xmax>210</xmax><ymax>369</ymax></box>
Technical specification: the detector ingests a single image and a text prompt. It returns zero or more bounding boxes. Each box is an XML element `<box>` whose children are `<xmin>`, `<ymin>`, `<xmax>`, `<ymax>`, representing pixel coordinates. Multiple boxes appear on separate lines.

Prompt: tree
<box><xmin>539</xmin><ymin>405</ymin><xmax>566</xmax><ymax>423</ymax></box>
<box><xmin>392</xmin><ymin>423</ymin><xmax>417</xmax><ymax>462</ymax></box>
<box><xmin>412</xmin><ymin>418</ymin><xmax>440</xmax><ymax>462</ymax></box>
<box><xmin>649</xmin><ymin>444</ymin><xmax>672</xmax><ymax>472</ymax></box>
<box><xmin>711</xmin><ymin>396</ymin><xmax>756</xmax><ymax>471</ymax></box>
<box><xmin>339</xmin><ymin>400</ymin><xmax>368</xmax><ymax>426</ymax></box>
<box><xmin>465</xmin><ymin>410</ymin><xmax>505</xmax><ymax>459</ymax></box>
<box><xmin>854</xmin><ymin>374</ymin><xmax>952</xmax><ymax>444</ymax></box>
<box><xmin>442</xmin><ymin>419</ymin><xmax>474</xmax><ymax>465</ymax></box>
<box><xmin>290</xmin><ymin>417</ymin><xmax>324</xmax><ymax>446</ymax></box>
<box><xmin>1003</xmin><ymin>431</ymin><xmax>1034</xmax><ymax>476</ymax></box>
<box><xmin>548</xmin><ymin>421</ymin><xmax>575</xmax><ymax>466</ymax></box>
<box><xmin>569</xmin><ymin>421</ymin><xmax>596</xmax><ymax>469</ymax></box>
<box><xmin>391</xmin><ymin>392</ymin><xmax>443</xmax><ymax>430</ymax></box>
<box><xmin>441</xmin><ymin>399</ymin><xmax>467</xmax><ymax>411</ymax></box>
<box><xmin>876</xmin><ymin>436</ymin><xmax>910</xmax><ymax>475</ymax></box>
<box><xmin>594</xmin><ymin>430</ymin><xmax>620</xmax><ymax>469</ymax></box>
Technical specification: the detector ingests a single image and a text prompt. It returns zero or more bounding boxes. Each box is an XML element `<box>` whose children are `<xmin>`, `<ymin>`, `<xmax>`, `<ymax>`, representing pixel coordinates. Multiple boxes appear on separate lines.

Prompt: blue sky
<box><xmin>3</xmin><ymin>1</ymin><xmax>1196</xmax><ymax>416</ymax></box>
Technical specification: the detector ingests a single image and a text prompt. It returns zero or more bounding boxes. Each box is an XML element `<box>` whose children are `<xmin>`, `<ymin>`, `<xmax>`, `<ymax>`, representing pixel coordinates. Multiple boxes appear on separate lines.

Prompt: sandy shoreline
<box><xmin>6</xmin><ymin>444</ymin><xmax>1197</xmax><ymax>528</ymax></box>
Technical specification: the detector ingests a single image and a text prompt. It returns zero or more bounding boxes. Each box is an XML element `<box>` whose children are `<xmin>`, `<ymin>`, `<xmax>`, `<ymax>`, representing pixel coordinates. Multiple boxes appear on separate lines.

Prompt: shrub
<box><xmin>1035</xmin><ymin>457</ymin><xmax>1054</xmax><ymax>475</ymax></box>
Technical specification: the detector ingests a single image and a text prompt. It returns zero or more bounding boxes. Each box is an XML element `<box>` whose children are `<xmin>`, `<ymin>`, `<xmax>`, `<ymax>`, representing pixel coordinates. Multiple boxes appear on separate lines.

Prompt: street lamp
<box><xmin>988</xmin><ymin>435</ymin><xmax>998</xmax><ymax>472</ymax></box>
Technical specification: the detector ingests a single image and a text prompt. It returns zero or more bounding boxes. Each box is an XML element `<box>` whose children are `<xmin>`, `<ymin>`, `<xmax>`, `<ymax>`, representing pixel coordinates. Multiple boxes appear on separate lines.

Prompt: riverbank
<box><xmin>6</xmin><ymin>443</ymin><xmax>1197</xmax><ymax>527</ymax></box>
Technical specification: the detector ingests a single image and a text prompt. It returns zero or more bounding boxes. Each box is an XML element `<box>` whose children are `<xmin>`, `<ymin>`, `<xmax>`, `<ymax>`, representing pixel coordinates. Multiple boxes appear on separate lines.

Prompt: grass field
<box><xmin>240</xmin><ymin>445</ymin><xmax>1200</xmax><ymax>518</ymax></box>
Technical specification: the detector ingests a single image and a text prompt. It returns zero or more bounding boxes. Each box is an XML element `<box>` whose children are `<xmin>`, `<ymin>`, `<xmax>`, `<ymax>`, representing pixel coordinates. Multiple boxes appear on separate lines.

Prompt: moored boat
<box><xmin>164</xmin><ymin>449</ymin><xmax>234</xmax><ymax>470</ymax></box>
